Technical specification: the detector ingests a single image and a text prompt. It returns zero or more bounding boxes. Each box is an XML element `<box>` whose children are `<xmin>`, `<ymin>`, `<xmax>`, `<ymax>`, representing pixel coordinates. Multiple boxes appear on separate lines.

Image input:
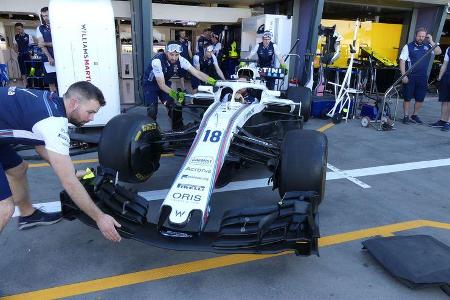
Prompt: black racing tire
<box><xmin>98</xmin><ymin>113</ymin><xmax>162</xmax><ymax>183</ymax></box>
<box><xmin>287</xmin><ymin>86</ymin><xmax>312</xmax><ymax>122</ymax></box>
<box><xmin>278</xmin><ymin>129</ymin><xmax>327</xmax><ymax>204</ymax></box>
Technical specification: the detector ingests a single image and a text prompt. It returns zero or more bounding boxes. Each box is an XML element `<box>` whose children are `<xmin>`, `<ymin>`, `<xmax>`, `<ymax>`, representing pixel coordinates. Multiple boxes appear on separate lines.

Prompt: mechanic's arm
<box><xmin>155</xmin><ymin>76</ymin><xmax>173</xmax><ymax>95</ymax></box>
<box><xmin>213</xmin><ymin>57</ymin><xmax>226</xmax><ymax>80</ymax></box>
<box><xmin>273</xmin><ymin>44</ymin><xmax>286</xmax><ymax>65</ymax></box>
<box><xmin>188</xmin><ymin>41</ymin><xmax>193</xmax><ymax>59</ymax></box>
<box><xmin>188</xmin><ymin>66</ymin><xmax>211</xmax><ymax>82</ymax></box>
<box><xmin>427</xmin><ymin>34</ymin><xmax>441</xmax><ymax>55</ymax></box>
<box><xmin>245</xmin><ymin>46</ymin><xmax>258</xmax><ymax>60</ymax></box>
<box><xmin>47</xmin><ymin>150</ymin><xmax>122</xmax><ymax>242</ymax></box>
<box><xmin>399</xmin><ymin>59</ymin><xmax>408</xmax><ymax>84</ymax></box>
<box><xmin>37</xmin><ymin>35</ymin><xmax>54</xmax><ymax>65</ymax></box>
<box><xmin>438</xmin><ymin>60</ymin><xmax>448</xmax><ymax>81</ymax></box>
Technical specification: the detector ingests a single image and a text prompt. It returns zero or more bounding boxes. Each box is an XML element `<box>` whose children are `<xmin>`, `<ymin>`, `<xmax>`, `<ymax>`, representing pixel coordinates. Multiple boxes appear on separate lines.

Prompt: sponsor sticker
<box><xmin>186</xmin><ymin>167</ymin><xmax>212</xmax><ymax>174</ymax></box>
<box><xmin>190</xmin><ymin>156</ymin><xmax>213</xmax><ymax>166</ymax></box>
<box><xmin>180</xmin><ymin>174</ymin><xmax>209</xmax><ymax>181</ymax></box>
<box><xmin>177</xmin><ymin>183</ymin><xmax>205</xmax><ymax>191</ymax></box>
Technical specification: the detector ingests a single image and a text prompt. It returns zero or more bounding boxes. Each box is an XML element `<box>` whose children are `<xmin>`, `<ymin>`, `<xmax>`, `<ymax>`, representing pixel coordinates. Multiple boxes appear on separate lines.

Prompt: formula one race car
<box><xmin>61</xmin><ymin>79</ymin><xmax>327</xmax><ymax>256</ymax></box>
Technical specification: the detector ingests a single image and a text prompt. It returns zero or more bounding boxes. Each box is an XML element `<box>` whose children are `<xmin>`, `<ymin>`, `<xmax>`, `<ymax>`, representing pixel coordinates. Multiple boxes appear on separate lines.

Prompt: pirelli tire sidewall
<box><xmin>286</xmin><ymin>86</ymin><xmax>312</xmax><ymax>122</ymax></box>
<box><xmin>278</xmin><ymin>129</ymin><xmax>327</xmax><ymax>204</ymax></box>
<box><xmin>98</xmin><ymin>113</ymin><xmax>162</xmax><ymax>183</ymax></box>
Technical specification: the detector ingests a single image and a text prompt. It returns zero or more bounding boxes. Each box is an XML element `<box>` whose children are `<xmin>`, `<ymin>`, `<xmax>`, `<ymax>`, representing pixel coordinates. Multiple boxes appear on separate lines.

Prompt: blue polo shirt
<box><xmin>0</xmin><ymin>87</ymin><xmax>69</xmax><ymax>155</ymax></box>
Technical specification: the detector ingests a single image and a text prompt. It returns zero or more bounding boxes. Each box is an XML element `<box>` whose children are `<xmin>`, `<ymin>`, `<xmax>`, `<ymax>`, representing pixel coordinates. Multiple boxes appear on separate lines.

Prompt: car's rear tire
<box><xmin>278</xmin><ymin>129</ymin><xmax>327</xmax><ymax>204</ymax></box>
<box><xmin>287</xmin><ymin>86</ymin><xmax>312</xmax><ymax>122</ymax></box>
<box><xmin>98</xmin><ymin>113</ymin><xmax>162</xmax><ymax>183</ymax></box>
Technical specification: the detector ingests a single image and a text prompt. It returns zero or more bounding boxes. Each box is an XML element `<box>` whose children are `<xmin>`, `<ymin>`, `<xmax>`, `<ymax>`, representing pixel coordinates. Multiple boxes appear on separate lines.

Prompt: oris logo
<box><xmin>172</xmin><ymin>192</ymin><xmax>202</xmax><ymax>202</ymax></box>
<box><xmin>190</xmin><ymin>156</ymin><xmax>213</xmax><ymax>166</ymax></box>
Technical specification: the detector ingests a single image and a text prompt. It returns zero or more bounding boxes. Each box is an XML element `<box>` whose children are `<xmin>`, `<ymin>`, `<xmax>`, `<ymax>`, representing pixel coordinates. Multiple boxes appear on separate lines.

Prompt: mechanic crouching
<box><xmin>142</xmin><ymin>41</ymin><xmax>217</xmax><ymax>131</ymax></box>
<box><xmin>191</xmin><ymin>45</ymin><xmax>226</xmax><ymax>93</ymax></box>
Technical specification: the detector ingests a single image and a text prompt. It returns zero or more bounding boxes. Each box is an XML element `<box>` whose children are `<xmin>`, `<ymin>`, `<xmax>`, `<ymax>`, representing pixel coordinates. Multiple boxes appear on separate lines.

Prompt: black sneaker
<box><xmin>402</xmin><ymin>116</ymin><xmax>410</xmax><ymax>124</ymax></box>
<box><xmin>410</xmin><ymin>115</ymin><xmax>423</xmax><ymax>124</ymax></box>
<box><xmin>441</xmin><ymin>123</ymin><xmax>450</xmax><ymax>132</ymax></box>
<box><xmin>18</xmin><ymin>208</ymin><xmax>62</xmax><ymax>230</ymax></box>
<box><xmin>429</xmin><ymin>120</ymin><xmax>446</xmax><ymax>128</ymax></box>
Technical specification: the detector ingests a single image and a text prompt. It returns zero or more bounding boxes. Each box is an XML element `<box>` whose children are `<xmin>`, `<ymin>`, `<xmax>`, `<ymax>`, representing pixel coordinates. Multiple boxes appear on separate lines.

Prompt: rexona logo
<box><xmin>177</xmin><ymin>183</ymin><xmax>205</xmax><ymax>191</ymax></box>
<box><xmin>190</xmin><ymin>156</ymin><xmax>213</xmax><ymax>166</ymax></box>
<box><xmin>185</xmin><ymin>167</ymin><xmax>211</xmax><ymax>173</ymax></box>
<box><xmin>172</xmin><ymin>192</ymin><xmax>202</xmax><ymax>202</ymax></box>
<box><xmin>181</xmin><ymin>174</ymin><xmax>209</xmax><ymax>181</ymax></box>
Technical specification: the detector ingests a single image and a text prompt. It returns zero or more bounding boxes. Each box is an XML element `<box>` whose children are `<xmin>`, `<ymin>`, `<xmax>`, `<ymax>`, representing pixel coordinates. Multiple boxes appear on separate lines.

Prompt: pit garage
<box><xmin>0</xmin><ymin>0</ymin><xmax>450</xmax><ymax>299</ymax></box>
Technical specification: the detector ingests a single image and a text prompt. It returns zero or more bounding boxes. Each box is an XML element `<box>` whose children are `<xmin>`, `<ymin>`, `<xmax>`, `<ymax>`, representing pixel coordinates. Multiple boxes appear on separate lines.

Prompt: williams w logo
<box><xmin>175</xmin><ymin>210</ymin><xmax>186</xmax><ymax>217</ymax></box>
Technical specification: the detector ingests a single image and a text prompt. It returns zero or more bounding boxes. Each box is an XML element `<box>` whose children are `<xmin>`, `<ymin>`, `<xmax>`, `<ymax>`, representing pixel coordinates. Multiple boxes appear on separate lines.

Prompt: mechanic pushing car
<box><xmin>244</xmin><ymin>31</ymin><xmax>288</xmax><ymax>90</ymax></box>
<box><xmin>142</xmin><ymin>41</ymin><xmax>218</xmax><ymax>130</ymax></box>
<box><xmin>0</xmin><ymin>82</ymin><xmax>122</xmax><ymax>242</ymax></box>
<box><xmin>191</xmin><ymin>45</ymin><xmax>226</xmax><ymax>93</ymax></box>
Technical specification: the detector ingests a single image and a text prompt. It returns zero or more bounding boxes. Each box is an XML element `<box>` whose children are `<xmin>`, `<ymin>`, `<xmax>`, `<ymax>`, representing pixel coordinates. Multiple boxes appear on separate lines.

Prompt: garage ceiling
<box><xmin>152</xmin><ymin>0</ymin><xmax>448</xmax><ymax>6</ymax></box>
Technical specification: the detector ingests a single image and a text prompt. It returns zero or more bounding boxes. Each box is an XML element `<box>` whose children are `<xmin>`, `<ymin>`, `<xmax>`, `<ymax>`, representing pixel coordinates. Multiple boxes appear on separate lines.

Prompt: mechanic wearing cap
<box><xmin>13</xmin><ymin>23</ymin><xmax>34</xmax><ymax>85</ymax></box>
<box><xmin>0</xmin><ymin>82</ymin><xmax>122</xmax><ymax>242</ymax></box>
<box><xmin>191</xmin><ymin>45</ymin><xmax>226</xmax><ymax>93</ymax></box>
<box><xmin>178</xmin><ymin>29</ymin><xmax>193</xmax><ymax>91</ymax></box>
<box><xmin>36</xmin><ymin>7</ymin><xmax>57</xmax><ymax>93</ymax></box>
<box><xmin>245</xmin><ymin>31</ymin><xmax>287</xmax><ymax>90</ymax></box>
<box><xmin>142</xmin><ymin>41</ymin><xmax>217</xmax><ymax>130</ymax></box>
<box><xmin>399</xmin><ymin>27</ymin><xmax>441</xmax><ymax>124</ymax></box>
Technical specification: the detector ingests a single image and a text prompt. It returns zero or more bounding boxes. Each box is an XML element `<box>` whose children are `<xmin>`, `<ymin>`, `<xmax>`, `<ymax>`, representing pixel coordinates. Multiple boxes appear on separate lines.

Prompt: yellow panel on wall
<box><xmin>316</xmin><ymin>19</ymin><xmax>402</xmax><ymax>68</ymax></box>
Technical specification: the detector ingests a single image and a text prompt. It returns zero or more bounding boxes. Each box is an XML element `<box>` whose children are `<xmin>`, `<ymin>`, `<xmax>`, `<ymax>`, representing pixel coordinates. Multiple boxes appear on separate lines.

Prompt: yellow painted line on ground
<box><xmin>28</xmin><ymin>154</ymin><xmax>175</xmax><ymax>168</ymax></box>
<box><xmin>3</xmin><ymin>219</ymin><xmax>449</xmax><ymax>300</ymax></box>
<box><xmin>316</xmin><ymin>122</ymin><xmax>335</xmax><ymax>132</ymax></box>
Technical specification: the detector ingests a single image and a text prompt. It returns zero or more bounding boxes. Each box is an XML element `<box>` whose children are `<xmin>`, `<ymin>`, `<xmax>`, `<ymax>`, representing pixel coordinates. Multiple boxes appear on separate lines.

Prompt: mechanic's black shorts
<box><xmin>0</xmin><ymin>144</ymin><xmax>23</xmax><ymax>200</ymax></box>
<box><xmin>44</xmin><ymin>69</ymin><xmax>57</xmax><ymax>85</ymax></box>
<box><xmin>402</xmin><ymin>75</ymin><xmax>427</xmax><ymax>102</ymax></box>
<box><xmin>438</xmin><ymin>77</ymin><xmax>450</xmax><ymax>102</ymax></box>
<box><xmin>17</xmin><ymin>54</ymin><xmax>30</xmax><ymax>76</ymax></box>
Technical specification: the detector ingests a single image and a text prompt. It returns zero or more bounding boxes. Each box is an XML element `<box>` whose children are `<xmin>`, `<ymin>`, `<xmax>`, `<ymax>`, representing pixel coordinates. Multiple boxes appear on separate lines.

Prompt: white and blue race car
<box><xmin>61</xmin><ymin>79</ymin><xmax>327</xmax><ymax>256</ymax></box>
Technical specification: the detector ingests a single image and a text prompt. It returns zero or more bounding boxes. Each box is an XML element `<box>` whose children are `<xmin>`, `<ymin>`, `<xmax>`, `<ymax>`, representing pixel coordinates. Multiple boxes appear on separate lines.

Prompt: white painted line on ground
<box><xmin>327</xmin><ymin>163</ymin><xmax>371</xmax><ymax>189</ymax></box>
<box><xmin>13</xmin><ymin>158</ymin><xmax>450</xmax><ymax>217</ymax></box>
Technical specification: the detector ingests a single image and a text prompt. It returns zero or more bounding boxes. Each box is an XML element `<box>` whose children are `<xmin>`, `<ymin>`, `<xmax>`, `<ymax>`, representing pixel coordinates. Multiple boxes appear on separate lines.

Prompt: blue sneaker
<box><xmin>18</xmin><ymin>208</ymin><xmax>62</xmax><ymax>230</ymax></box>
<box><xmin>410</xmin><ymin>115</ymin><xmax>423</xmax><ymax>124</ymax></box>
<box><xmin>441</xmin><ymin>122</ymin><xmax>450</xmax><ymax>132</ymax></box>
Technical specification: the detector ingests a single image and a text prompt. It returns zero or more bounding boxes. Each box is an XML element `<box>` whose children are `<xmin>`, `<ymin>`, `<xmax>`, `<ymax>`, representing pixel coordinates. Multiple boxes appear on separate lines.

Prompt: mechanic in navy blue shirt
<box><xmin>178</xmin><ymin>30</ymin><xmax>193</xmax><ymax>91</ymax></box>
<box><xmin>142</xmin><ymin>41</ymin><xmax>217</xmax><ymax>130</ymax></box>
<box><xmin>399</xmin><ymin>27</ymin><xmax>441</xmax><ymax>124</ymax></box>
<box><xmin>36</xmin><ymin>7</ymin><xmax>57</xmax><ymax>93</ymax></box>
<box><xmin>430</xmin><ymin>47</ymin><xmax>450</xmax><ymax>131</ymax></box>
<box><xmin>191</xmin><ymin>45</ymin><xmax>226</xmax><ymax>93</ymax></box>
<box><xmin>196</xmin><ymin>28</ymin><xmax>212</xmax><ymax>55</ymax></box>
<box><xmin>245</xmin><ymin>31</ymin><xmax>287</xmax><ymax>90</ymax></box>
<box><xmin>13</xmin><ymin>23</ymin><xmax>34</xmax><ymax>84</ymax></box>
<box><xmin>0</xmin><ymin>82</ymin><xmax>122</xmax><ymax>242</ymax></box>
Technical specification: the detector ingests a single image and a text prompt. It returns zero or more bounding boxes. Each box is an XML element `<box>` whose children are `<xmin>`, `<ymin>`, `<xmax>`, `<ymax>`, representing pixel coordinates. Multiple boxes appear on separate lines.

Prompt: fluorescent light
<box><xmin>28</xmin><ymin>14</ymin><xmax>34</xmax><ymax>17</ymax></box>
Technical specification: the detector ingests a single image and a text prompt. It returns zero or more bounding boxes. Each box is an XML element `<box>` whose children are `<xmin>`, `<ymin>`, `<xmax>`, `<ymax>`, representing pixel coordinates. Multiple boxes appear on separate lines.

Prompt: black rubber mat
<box><xmin>362</xmin><ymin>235</ymin><xmax>450</xmax><ymax>295</ymax></box>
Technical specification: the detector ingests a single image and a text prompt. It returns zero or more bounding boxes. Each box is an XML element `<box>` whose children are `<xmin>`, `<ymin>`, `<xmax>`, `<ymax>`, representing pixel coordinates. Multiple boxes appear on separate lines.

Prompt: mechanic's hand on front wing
<box><xmin>206</xmin><ymin>77</ymin><xmax>217</xmax><ymax>86</ymax></box>
<box><xmin>169</xmin><ymin>89</ymin><xmax>185</xmax><ymax>105</ymax></box>
<box><xmin>97</xmin><ymin>213</ymin><xmax>122</xmax><ymax>242</ymax></box>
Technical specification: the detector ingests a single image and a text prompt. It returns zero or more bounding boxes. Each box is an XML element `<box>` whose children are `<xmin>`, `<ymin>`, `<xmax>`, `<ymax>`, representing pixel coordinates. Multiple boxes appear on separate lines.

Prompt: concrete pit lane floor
<box><xmin>1</xmin><ymin>95</ymin><xmax>450</xmax><ymax>300</ymax></box>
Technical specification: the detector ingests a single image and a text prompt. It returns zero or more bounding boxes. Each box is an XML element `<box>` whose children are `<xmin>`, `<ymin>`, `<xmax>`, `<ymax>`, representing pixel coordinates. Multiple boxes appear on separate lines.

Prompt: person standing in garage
<box><xmin>196</xmin><ymin>28</ymin><xmax>212</xmax><ymax>54</ymax></box>
<box><xmin>178</xmin><ymin>29</ymin><xmax>193</xmax><ymax>92</ymax></box>
<box><xmin>13</xmin><ymin>23</ymin><xmax>34</xmax><ymax>86</ymax></box>
<box><xmin>430</xmin><ymin>46</ymin><xmax>450</xmax><ymax>131</ymax></box>
<box><xmin>245</xmin><ymin>31</ymin><xmax>287</xmax><ymax>90</ymax></box>
<box><xmin>191</xmin><ymin>45</ymin><xmax>226</xmax><ymax>93</ymax></box>
<box><xmin>0</xmin><ymin>82</ymin><xmax>122</xmax><ymax>242</ymax></box>
<box><xmin>399</xmin><ymin>27</ymin><xmax>441</xmax><ymax>124</ymax></box>
<box><xmin>142</xmin><ymin>41</ymin><xmax>218</xmax><ymax>130</ymax></box>
<box><xmin>36</xmin><ymin>6</ymin><xmax>57</xmax><ymax>93</ymax></box>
